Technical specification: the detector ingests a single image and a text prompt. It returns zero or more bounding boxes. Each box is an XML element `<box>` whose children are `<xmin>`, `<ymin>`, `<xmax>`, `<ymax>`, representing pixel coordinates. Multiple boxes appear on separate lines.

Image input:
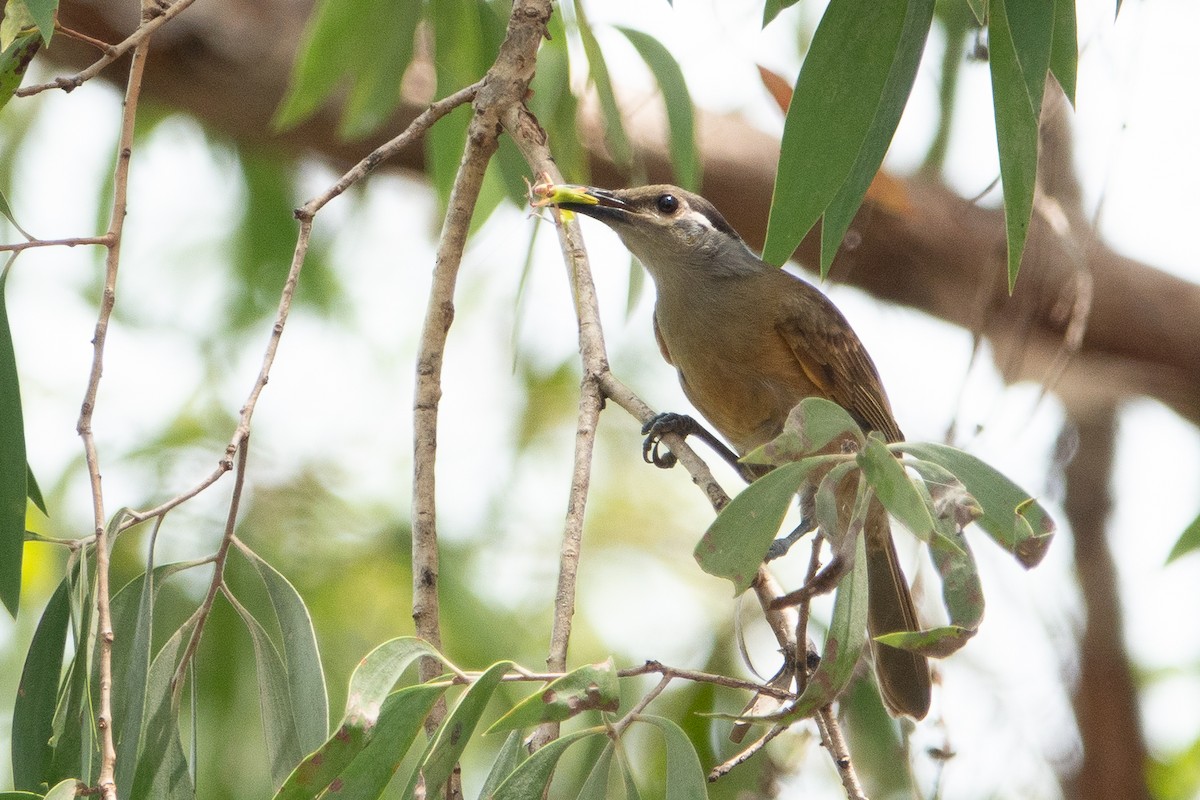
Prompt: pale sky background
<box><xmin>2</xmin><ymin>0</ymin><xmax>1199</xmax><ymax>797</ymax></box>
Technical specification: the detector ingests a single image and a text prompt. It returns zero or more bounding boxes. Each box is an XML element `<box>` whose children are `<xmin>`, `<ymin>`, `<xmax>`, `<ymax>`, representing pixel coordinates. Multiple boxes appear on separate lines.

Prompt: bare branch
<box><xmin>0</xmin><ymin>235</ymin><xmax>112</xmax><ymax>253</ymax></box>
<box><xmin>74</xmin><ymin>19</ymin><xmax>154</xmax><ymax>796</ymax></box>
<box><xmin>17</xmin><ymin>0</ymin><xmax>200</xmax><ymax>97</ymax></box>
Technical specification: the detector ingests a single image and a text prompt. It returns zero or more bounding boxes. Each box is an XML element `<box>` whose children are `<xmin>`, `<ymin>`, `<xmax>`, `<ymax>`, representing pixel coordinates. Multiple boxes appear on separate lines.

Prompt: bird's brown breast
<box><xmin>652</xmin><ymin>271</ymin><xmax>826</xmax><ymax>455</ymax></box>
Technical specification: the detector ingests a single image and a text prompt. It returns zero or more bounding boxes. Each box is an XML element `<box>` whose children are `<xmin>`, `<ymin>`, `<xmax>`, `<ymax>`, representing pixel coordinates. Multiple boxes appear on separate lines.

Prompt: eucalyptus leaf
<box><xmin>818</xmin><ymin>0</ymin><xmax>934</xmax><ymax>274</ymax></box>
<box><xmin>273</xmin><ymin>637</ymin><xmax>446</xmax><ymax>800</ymax></box>
<box><xmin>857</xmin><ymin>434</ymin><xmax>938</xmax><ymax>545</ymax></box>
<box><xmin>12</xmin><ymin>579</ymin><xmax>70</xmax><ymax>790</ymax></box>
<box><xmin>1166</xmin><ymin>512</ymin><xmax>1200</xmax><ymax>565</ymax></box>
<box><xmin>235</xmin><ymin>543</ymin><xmax>329</xmax><ymax>751</ymax></box>
<box><xmin>0</xmin><ymin>258</ymin><xmax>26</xmax><ymax>617</ymax></box>
<box><xmin>475</xmin><ymin>731</ymin><xmax>525</xmax><ymax>800</ymax></box>
<box><xmin>576</xmin><ymin>741</ymin><xmax>615</xmax><ymax>800</ymax></box>
<box><xmin>226</xmin><ymin>588</ymin><xmax>305</xmax><ymax>788</ymax></box>
<box><xmin>636</xmin><ymin>716</ymin><xmax>708</xmax><ymax>800</ymax></box>
<box><xmin>895</xmin><ymin>442</ymin><xmax>1054</xmax><ymax>567</ymax></box>
<box><xmin>491</xmin><ymin>729</ymin><xmax>607</xmax><ymax>800</ymax></box>
<box><xmin>1050</xmin><ymin>0</ymin><xmax>1078</xmax><ymax>106</ymax></box>
<box><xmin>314</xmin><ymin>685</ymin><xmax>447</xmax><ymax>800</ymax></box>
<box><xmin>403</xmin><ymin>661</ymin><xmax>512</xmax><ymax>797</ymax></box>
<box><xmin>486</xmin><ymin>659</ymin><xmax>619</xmax><ymax>734</ymax></box>
<box><xmin>695</xmin><ymin>459</ymin><xmax>828</xmax><ymax>593</ymax></box>
<box><xmin>616</xmin><ymin>27</ymin><xmax>700</xmax><ymax>190</ymax></box>
<box><xmin>763</xmin><ymin>0</ymin><xmax>934</xmax><ymax>268</ymax></box>
<box><xmin>42</xmin><ymin>780</ymin><xmax>80</xmax><ymax>800</ymax></box>
<box><xmin>988</xmin><ymin>0</ymin><xmax>1054</xmax><ymax>290</ymax></box>
<box><xmin>742</xmin><ymin>397</ymin><xmax>863</xmax><ymax>465</ymax></box>
<box><xmin>128</xmin><ymin>619</ymin><xmax>199</xmax><ymax>800</ymax></box>
<box><xmin>574</xmin><ymin>0</ymin><xmax>633</xmax><ymax>168</ymax></box>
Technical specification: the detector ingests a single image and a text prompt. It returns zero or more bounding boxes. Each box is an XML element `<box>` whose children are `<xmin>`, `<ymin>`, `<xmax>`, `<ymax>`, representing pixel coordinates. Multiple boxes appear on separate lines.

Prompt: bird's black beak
<box><xmin>530</xmin><ymin>183</ymin><xmax>630</xmax><ymax>221</ymax></box>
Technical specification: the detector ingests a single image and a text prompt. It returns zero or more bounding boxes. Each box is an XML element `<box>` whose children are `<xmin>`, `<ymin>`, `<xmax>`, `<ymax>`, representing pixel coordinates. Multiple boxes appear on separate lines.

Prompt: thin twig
<box><xmin>297</xmin><ymin>84</ymin><xmax>481</xmax><ymax>221</ymax></box>
<box><xmin>795</xmin><ymin>535</ymin><xmax>824</xmax><ymax>694</ymax></box>
<box><xmin>815</xmin><ymin>706</ymin><xmax>868</xmax><ymax>800</ymax></box>
<box><xmin>411</xmin><ymin>122</ymin><xmax>494</xmax><ymax>689</ymax></box>
<box><xmin>617</xmin><ymin>660</ymin><xmax>795</xmax><ymax>700</ymax></box>
<box><xmin>0</xmin><ymin>235</ymin><xmax>113</xmax><ymax>253</ymax></box>
<box><xmin>708</xmin><ymin>724</ymin><xmax>789</xmax><ymax>782</ymax></box>
<box><xmin>16</xmin><ymin>0</ymin><xmax>200</xmax><ymax>97</ymax></box>
<box><xmin>124</xmin><ymin>217</ymin><xmax>314</xmax><ymax>528</ymax></box>
<box><xmin>76</xmin><ymin>22</ymin><xmax>153</xmax><ymax>799</ymax></box>
<box><xmin>170</xmin><ymin>437</ymin><xmax>251</xmax><ymax>702</ymax></box>
<box><xmin>610</xmin><ymin>675</ymin><xmax>672</xmax><ymax>738</ymax></box>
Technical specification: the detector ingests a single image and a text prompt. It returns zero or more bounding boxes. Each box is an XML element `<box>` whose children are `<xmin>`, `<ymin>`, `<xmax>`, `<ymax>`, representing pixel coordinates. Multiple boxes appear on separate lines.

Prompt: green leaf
<box><xmin>475</xmin><ymin>731</ymin><xmax>525</xmax><ymax>800</ymax></box>
<box><xmin>0</xmin><ymin>1</ymin><xmax>35</xmax><ymax>51</ymax></box>
<box><xmin>0</xmin><ymin>258</ymin><xmax>26</xmax><ymax>617</ymax></box>
<box><xmin>315</xmin><ymin>684</ymin><xmax>447</xmax><ymax>800</ymax></box>
<box><xmin>12</xmin><ymin>579</ymin><xmax>71</xmax><ymax>790</ymax></box>
<box><xmin>235</xmin><ymin>543</ymin><xmax>329</xmax><ymax>751</ymax></box>
<box><xmin>274</xmin><ymin>0</ymin><xmax>422</xmax><ymax>137</ymax></box>
<box><xmin>42</xmin><ymin>780</ymin><xmax>79</xmax><ymax>800</ymax></box>
<box><xmin>0</xmin><ymin>184</ymin><xmax>36</xmax><ymax>241</ymax></box>
<box><xmin>1167</xmin><ymin>512</ymin><xmax>1200</xmax><ymax>564</ymax></box>
<box><xmin>112</xmin><ymin>555</ymin><xmax>158</xmax><ymax>800</ymax></box>
<box><xmin>486</xmin><ymin>659</ymin><xmax>619</xmax><ymax>734</ymax></box>
<box><xmin>875</xmin><ymin>626</ymin><xmax>974</xmax><ymax>657</ymax></box>
<box><xmin>273</xmin><ymin>637</ymin><xmax>445</xmax><ymax>800</ymax></box>
<box><xmin>989</xmin><ymin>0</ymin><xmax>1054</xmax><ymax>291</ymax></box>
<box><xmin>695</xmin><ymin>459</ymin><xmax>828</xmax><ymax>593</ymax></box>
<box><xmin>128</xmin><ymin>619</ymin><xmax>199</xmax><ymax>800</ymax></box>
<box><xmin>491</xmin><ymin>728</ymin><xmax>607</xmax><ymax>800</ymax></box>
<box><xmin>0</xmin><ymin>32</ymin><xmax>39</xmax><ymax>112</ymax></box>
<box><xmin>225</xmin><ymin>587</ymin><xmax>308</xmax><ymax>788</ymax></box>
<box><xmin>403</xmin><ymin>661</ymin><xmax>512</xmax><ymax>797</ymax></box>
<box><xmin>615</xmin><ymin>27</ymin><xmax>700</xmax><ymax>191</ymax></box>
<box><xmin>818</xmin><ymin>0</ymin><xmax>934</xmax><ymax>274</ymax></box>
<box><xmin>24</xmin><ymin>0</ymin><xmax>55</xmax><ymax>43</ymax></box>
<box><xmin>636</xmin><ymin>716</ymin><xmax>708</xmax><ymax>800</ymax></box>
<box><xmin>425</xmin><ymin>0</ymin><xmax>489</xmax><ymax>213</ymax></box>
<box><xmin>772</xmin><ymin>533</ymin><xmax>870</xmax><ymax>722</ymax></box>
<box><xmin>576</xmin><ymin>741</ymin><xmax>615</xmax><ymax>800</ymax></box>
<box><xmin>965</xmin><ymin>0</ymin><xmax>987</xmax><ymax>25</ymax></box>
<box><xmin>47</xmin><ymin>556</ymin><xmax>94</xmax><ymax>787</ymax></box>
<box><xmin>762</xmin><ymin>0</ymin><xmax>802</xmax><ymax>27</ymax></box>
<box><xmin>25</xmin><ymin>462</ymin><xmax>44</xmax><ymax>514</ymax></box>
<box><xmin>857</xmin><ymin>434</ymin><xmax>942</xmax><ymax>547</ymax></box>
<box><xmin>1050</xmin><ymin>0</ymin><xmax>1078</xmax><ymax>106</ymax></box>
<box><xmin>894</xmin><ymin>441</ymin><xmax>1055</xmax><ymax>567</ymax></box>
<box><xmin>574</xmin><ymin>0</ymin><xmax>633</xmax><ymax>169</ymax></box>
<box><xmin>762</xmin><ymin>0</ymin><xmax>933</xmax><ymax>267</ymax></box>
<box><xmin>742</xmin><ymin>397</ymin><xmax>863</xmax><ymax>465</ymax></box>
<box><xmin>528</xmin><ymin>12</ymin><xmax>586</xmax><ymax>181</ymax></box>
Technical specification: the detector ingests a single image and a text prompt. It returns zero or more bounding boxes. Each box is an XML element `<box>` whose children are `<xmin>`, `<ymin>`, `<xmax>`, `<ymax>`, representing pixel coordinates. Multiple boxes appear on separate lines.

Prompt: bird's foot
<box><xmin>765</xmin><ymin>516</ymin><xmax>817</xmax><ymax>561</ymax></box>
<box><xmin>641</xmin><ymin>412</ymin><xmax>700</xmax><ymax>469</ymax></box>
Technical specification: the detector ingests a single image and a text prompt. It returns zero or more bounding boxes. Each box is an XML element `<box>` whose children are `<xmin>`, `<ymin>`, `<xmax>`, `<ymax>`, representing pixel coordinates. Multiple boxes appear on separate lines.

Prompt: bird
<box><xmin>536</xmin><ymin>182</ymin><xmax>931</xmax><ymax>720</ymax></box>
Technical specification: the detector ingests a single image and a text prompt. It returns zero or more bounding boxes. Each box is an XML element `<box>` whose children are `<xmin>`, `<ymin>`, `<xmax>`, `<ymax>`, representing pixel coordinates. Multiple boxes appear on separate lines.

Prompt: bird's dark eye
<box><xmin>655</xmin><ymin>194</ymin><xmax>679</xmax><ymax>214</ymax></box>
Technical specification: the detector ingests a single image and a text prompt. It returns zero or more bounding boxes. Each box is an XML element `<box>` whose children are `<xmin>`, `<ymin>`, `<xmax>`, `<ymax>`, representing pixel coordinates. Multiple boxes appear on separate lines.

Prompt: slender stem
<box><xmin>16</xmin><ymin>0</ymin><xmax>200</xmax><ymax>97</ymax></box>
<box><xmin>77</xmin><ymin>22</ymin><xmax>152</xmax><ymax>798</ymax></box>
<box><xmin>170</xmin><ymin>438</ymin><xmax>251</xmax><ymax>702</ymax></box>
<box><xmin>409</xmin><ymin>8</ymin><xmax>552</xmax><ymax>763</ymax></box>
<box><xmin>0</xmin><ymin>235</ymin><xmax>113</xmax><ymax>253</ymax></box>
<box><xmin>411</xmin><ymin>125</ymin><xmax>494</xmax><ymax>676</ymax></box>
<box><xmin>617</xmin><ymin>661</ymin><xmax>794</xmax><ymax>700</ymax></box>
<box><xmin>297</xmin><ymin>84</ymin><xmax>480</xmax><ymax>221</ymax></box>
<box><xmin>124</xmin><ymin>215</ymin><xmax>313</xmax><ymax>529</ymax></box>
<box><xmin>815</xmin><ymin>706</ymin><xmax>868</xmax><ymax>800</ymax></box>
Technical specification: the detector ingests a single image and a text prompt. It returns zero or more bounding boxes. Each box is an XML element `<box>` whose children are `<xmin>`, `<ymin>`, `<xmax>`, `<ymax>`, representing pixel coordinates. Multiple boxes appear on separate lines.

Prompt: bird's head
<box><xmin>533</xmin><ymin>183</ymin><xmax>760</xmax><ymax>281</ymax></box>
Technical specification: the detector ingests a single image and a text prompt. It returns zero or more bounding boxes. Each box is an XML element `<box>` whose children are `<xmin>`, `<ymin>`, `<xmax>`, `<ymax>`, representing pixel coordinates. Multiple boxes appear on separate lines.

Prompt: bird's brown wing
<box><xmin>774</xmin><ymin>281</ymin><xmax>904</xmax><ymax>443</ymax></box>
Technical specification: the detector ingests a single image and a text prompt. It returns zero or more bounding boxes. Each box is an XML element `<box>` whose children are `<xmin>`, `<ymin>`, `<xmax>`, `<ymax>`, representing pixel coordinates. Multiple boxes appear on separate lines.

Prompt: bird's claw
<box><xmin>640</xmin><ymin>412</ymin><xmax>698</xmax><ymax>469</ymax></box>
